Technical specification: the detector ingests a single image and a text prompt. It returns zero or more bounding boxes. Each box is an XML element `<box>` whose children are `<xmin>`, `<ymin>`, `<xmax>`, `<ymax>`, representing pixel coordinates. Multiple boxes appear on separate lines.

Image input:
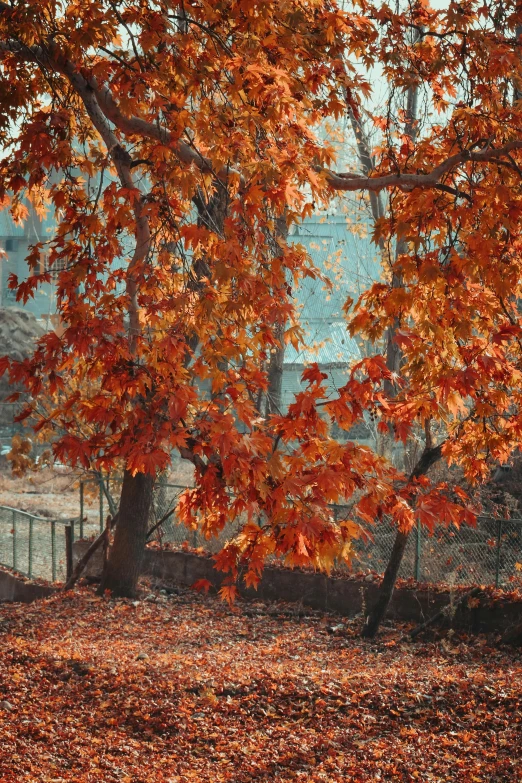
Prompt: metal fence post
<box><xmin>51</xmin><ymin>519</ymin><xmax>56</xmax><ymax>582</ymax></box>
<box><xmin>12</xmin><ymin>509</ymin><xmax>17</xmax><ymax>571</ymax></box>
<box><xmin>65</xmin><ymin>525</ymin><xmax>73</xmax><ymax>580</ymax></box>
<box><xmin>414</xmin><ymin>521</ymin><xmax>422</xmax><ymax>581</ymax></box>
<box><xmin>99</xmin><ymin>479</ymin><xmax>104</xmax><ymax>533</ymax></box>
<box><xmin>79</xmin><ymin>481</ymin><xmax>84</xmax><ymax>539</ymax></box>
<box><xmin>495</xmin><ymin>518</ymin><xmax>503</xmax><ymax>588</ymax></box>
<box><xmin>28</xmin><ymin>516</ymin><xmax>33</xmax><ymax>579</ymax></box>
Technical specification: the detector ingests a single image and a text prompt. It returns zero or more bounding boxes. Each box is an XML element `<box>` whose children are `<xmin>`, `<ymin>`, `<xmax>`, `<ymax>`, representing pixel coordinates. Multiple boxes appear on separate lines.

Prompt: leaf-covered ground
<box><xmin>0</xmin><ymin>587</ymin><xmax>521</xmax><ymax>782</ymax></box>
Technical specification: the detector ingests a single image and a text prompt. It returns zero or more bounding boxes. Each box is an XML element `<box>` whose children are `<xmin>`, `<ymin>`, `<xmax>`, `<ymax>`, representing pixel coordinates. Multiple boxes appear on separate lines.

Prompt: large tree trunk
<box><xmin>98</xmin><ymin>470</ymin><xmax>154</xmax><ymax>597</ymax></box>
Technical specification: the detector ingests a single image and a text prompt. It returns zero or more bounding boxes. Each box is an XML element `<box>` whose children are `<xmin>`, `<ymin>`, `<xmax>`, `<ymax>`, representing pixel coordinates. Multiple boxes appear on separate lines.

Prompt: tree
<box><xmin>3</xmin><ymin>0</ymin><xmax>522</xmax><ymax>620</ymax></box>
<box><xmin>344</xmin><ymin>1</ymin><xmax>522</xmax><ymax>635</ymax></box>
<box><xmin>0</xmin><ymin>0</ymin><xmax>381</xmax><ymax>597</ymax></box>
<box><xmin>346</xmin><ymin>33</ymin><xmax>431</xmax><ymax>637</ymax></box>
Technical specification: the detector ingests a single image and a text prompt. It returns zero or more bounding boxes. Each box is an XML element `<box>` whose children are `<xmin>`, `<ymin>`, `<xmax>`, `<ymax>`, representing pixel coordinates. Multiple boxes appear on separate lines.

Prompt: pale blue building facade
<box><xmin>0</xmin><ymin>206</ymin><xmax>381</xmax><ymax>442</ymax></box>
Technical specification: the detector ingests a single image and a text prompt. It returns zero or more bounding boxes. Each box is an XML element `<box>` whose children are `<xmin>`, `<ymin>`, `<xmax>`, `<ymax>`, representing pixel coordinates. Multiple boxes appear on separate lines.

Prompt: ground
<box><xmin>0</xmin><ymin>587</ymin><xmax>520</xmax><ymax>782</ymax></box>
<box><xmin>0</xmin><ymin>469</ymin><xmax>95</xmax><ymax>521</ymax></box>
<box><xmin>0</xmin><ymin>461</ymin><xmax>195</xmax><ymax>521</ymax></box>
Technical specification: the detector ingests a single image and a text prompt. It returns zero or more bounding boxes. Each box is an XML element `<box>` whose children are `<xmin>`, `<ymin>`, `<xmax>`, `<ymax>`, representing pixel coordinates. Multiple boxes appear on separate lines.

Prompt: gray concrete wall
<box><xmin>73</xmin><ymin>542</ymin><xmax>522</xmax><ymax>635</ymax></box>
<box><xmin>0</xmin><ymin>568</ymin><xmax>56</xmax><ymax>602</ymax></box>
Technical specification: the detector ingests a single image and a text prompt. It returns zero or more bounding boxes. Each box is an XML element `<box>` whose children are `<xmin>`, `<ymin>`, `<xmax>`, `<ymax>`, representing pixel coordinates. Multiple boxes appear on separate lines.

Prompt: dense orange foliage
<box><xmin>2</xmin><ymin>1</ymin><xmax>522</xmax><ymax>591</ymax></box>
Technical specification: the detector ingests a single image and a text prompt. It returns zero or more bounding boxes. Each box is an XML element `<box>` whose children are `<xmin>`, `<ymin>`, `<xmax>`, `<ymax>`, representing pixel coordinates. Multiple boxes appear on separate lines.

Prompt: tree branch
<box><xmin>4</xmin><ymin>36</ymin><xmax>522</xmax><ymax>199</ymax></box>
<box><xmin>409</xmin><ymin>442</ymin><xmax>443</xmax><ymax>480</ymax></box>
<box><xmin>435</xmin><ymin>183</ymin><xmax>472</xmax><ymax>202</ymax></box>
<box><xmin>0</xmin><ymin>37</ymin><xmax>235</xmax><ymax>184</ymax></box>
<box><xmin>145</xmin><ymin>506</ymin><xmax>176</xmax><ymax>542</ymax></box>
<box><xmin>324</xmin><ymin>140</ymin><xmax>522</xmax><ymax>194</ymax></box>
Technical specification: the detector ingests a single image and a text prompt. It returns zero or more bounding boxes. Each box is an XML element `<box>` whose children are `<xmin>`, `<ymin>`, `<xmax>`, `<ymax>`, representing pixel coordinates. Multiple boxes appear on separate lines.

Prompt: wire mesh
<box><xmin>2</xmin><ymin>479</ymin><xmax>522</xmax><ymax>589</ymax></box>
<box><xmin>0</xmin><ymin>506</ymin><xmax>70</xmax><ymax>582</ymax></box>
<box><xmin>96</xmin><ymin>476</ymin><xmax>240</xmax><ymax>553</ymax></box>
<box><xmin>342</xmin><ymin>512</ymin><xmax>522</xmax><ymax>587</ymax></box>
<box><xmin>94</xmin><ymin>483</ymin><xmax>522</xmax><ymax>585</ymax></box>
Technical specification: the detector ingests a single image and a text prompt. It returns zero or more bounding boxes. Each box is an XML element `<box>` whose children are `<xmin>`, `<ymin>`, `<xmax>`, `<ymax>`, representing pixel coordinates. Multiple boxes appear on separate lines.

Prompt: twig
<box><xmin>62</xmin><ymin>512</ymin><xmax>119</xmax><ymax>591</ymax></box>
<box><xmin>404</xmin><ymin>586</ymin><xmax>482</xmax><ymax>641</ymax></box>
<box><xmin>145</xmin><ymin>507</ymin><xmax>177</xmax><ymax>542</ymax></box>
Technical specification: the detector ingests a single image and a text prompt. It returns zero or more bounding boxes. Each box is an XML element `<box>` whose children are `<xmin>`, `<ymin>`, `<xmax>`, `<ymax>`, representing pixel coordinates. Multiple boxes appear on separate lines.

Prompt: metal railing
<box><xmin>0</xmin><ymin>506</ymin><xmax>74</xmax><ymax>582</ymax></box>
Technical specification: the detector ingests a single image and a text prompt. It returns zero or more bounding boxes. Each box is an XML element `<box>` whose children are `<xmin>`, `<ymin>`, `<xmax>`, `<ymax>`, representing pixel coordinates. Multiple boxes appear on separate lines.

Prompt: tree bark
<box><xmin>98</xmin><ymin>470</ymin><xmax>154</xmax><ymax>597</ymax></box>
<box><xmin>362</xmin><ymin>443</ymin><xmax>442</xmax><ymax>638</ymax></box>
<box><xmin>362</xmin><ymin>529</ymin><xmax>409</xmax><ymax>638</ymax></box>
<box><xmin>263</xmin><ymin>215</ymin><xmax>288</xmax><ymax>417</ymax></box>
<box><xmin>265</xmin><ymin>320</ymin><xmax>285</xmax><ymax>416</ymax></box>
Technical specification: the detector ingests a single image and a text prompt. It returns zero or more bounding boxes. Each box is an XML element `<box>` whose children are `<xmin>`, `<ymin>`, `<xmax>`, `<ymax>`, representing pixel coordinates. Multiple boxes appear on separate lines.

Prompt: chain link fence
<box><xmin>94</xmin><ymin>480</ymin><xmax>522</xmax><ymax>587</ymax></box>
<box><xmin>336</xmin><ymin>510</ymin><xmax>522</xmax><ymax>587</ymax></box>
<box><xmin>1</xmin><ymin>477</ymin><xmax>521</xmax><ymax>587</ymax></box>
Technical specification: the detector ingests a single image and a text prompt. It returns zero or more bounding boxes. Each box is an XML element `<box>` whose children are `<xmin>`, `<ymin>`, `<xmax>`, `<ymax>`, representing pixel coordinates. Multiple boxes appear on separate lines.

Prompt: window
<box><xmin>5</xmin><ymin>238</ymin><xmax>18</xmax><ymax>253</ymax></box>
<box><xmin>39</xmin><ymin>254</ymin><xmax>68</xmax><ymax>279</ymax></box>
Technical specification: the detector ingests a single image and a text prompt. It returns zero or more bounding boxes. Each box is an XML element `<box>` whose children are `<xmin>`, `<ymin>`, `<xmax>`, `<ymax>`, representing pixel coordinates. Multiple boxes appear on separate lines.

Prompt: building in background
<box><xmin>0</xmin><ymin>205</ymin><xmax>56</xmax><ymax>324</ymax></box>
<box><xmin>284</xmin><ymin>213</ymin><xmax>380</xmax><ymax>444</ymax></box>
<box><xmin>0</xmin><ymin>203</ymin><xmax>381</xmax><ymax>445</ymax></box>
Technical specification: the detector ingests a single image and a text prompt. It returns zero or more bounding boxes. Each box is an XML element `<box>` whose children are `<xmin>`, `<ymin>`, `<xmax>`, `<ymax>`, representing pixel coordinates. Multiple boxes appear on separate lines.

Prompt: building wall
<box><xmin>281</xmin><ymin>213</ymin><xmax>380</xmax><ymax>447</ymax></box>
<box><xmin>0</xmin><ymin>205</ymin><xmax>56</xmax><ymax>322</ymax></box>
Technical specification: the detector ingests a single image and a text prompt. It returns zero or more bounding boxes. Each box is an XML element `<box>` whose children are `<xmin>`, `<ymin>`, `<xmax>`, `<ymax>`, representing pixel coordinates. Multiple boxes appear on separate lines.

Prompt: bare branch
<box><xmin>324</xmin><ymin>140</ymin><xmax>522</xmax><ymax>194</ymax></box>
<box><xmin>435</xmin><ymin>182</ymin><xmax>472</xmax><ymax>202</ymax></box>
<box><xmin>347</xmin><ymin>106</ymin><xmax>385</xmax><ymax>225</ymax></box>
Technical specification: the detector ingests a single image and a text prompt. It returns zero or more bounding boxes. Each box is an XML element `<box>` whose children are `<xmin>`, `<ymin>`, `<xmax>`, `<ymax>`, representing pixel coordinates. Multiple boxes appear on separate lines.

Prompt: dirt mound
<box><xmin>0</xmin><ymin>308</ymin><xmax>45</xmax><ymax>429</ymax></box>
<box><xmin>0</xmin><ymin>308</ymin><xmax>44</xmax><ymax>364</ymax></box>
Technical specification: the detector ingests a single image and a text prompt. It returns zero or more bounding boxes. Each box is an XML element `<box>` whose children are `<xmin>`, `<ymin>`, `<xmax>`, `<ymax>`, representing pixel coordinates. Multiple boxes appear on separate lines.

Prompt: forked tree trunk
<box><xmin>98</xmin><ymin>470</ymin><xmax>154</xmax><ymax>597</ymax></box>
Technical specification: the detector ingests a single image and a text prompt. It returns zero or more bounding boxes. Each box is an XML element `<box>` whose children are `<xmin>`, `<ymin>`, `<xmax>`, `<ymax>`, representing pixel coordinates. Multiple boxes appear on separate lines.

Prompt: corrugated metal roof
<box><xmin>0</xmin><ymin>211</ymin><xmax>26</xmax><ymax>238</ymax></box>
<box><xmin>291</xmin><ymin>215</ymin><xmax>381</xmax><ymax>300</ymax></box>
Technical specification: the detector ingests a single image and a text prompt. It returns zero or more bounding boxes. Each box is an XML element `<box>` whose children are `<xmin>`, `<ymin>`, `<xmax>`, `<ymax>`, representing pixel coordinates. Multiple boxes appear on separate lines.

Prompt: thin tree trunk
<box><xmin>365</xmin><ymin>23</ymin><xmax>517</xmax><ymax>637</ymax></box>
<box><xmin>264</xmin><ymin>215</ymin><xmax>289</xmax><ymax>417</ymax></box>
<box><xmin>362</xmin><ymin>530</ymin><xmax>409</xmax><ymax>638</ymax></box>
<box><xmin>98</xmin><ymin>470</ymin><xmax>154</xmax><ymax>597</ymax></box>
<box><xmin>347</xmin><ymin>53</ymin><xmax>422</xmax><ymax>637</ymax></box>
<box><xmin>265</xmin><ymin>321</ymin><xmax>285</xmax><ymax>415</ymax></box>
<box><xmin>362</xmin><ymin>443</ymin><xmax>442</xmax><ymax>637</ymax></box>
